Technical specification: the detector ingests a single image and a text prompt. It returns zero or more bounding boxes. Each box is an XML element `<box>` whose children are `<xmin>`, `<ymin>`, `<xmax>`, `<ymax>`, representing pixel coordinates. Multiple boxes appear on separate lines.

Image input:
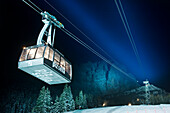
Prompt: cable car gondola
<box><xmin>19</xmin><ymin>0</ymin><xmax>138</xmax><ymax>85</ymax></box>
<box><xmin>18</xmin><ymin>11</ymin><xmax>72</xmax><ymax>85</ymax></box>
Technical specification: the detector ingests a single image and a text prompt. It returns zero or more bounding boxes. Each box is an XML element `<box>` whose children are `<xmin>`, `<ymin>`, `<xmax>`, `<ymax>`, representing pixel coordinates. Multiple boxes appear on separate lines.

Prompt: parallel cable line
<box><xmin>44</xmin><ymin>0</ymin><xmax>114</xmax><ymax>62</ymax></box>
<box><xmin>118</xmin><ymin>0</ymin><xmax>142</xmax><ymax>67</ymax></box>
<box><xmin>23</xmin><ymin>0</ymin><xmax>138</xmax><ymax>82</ymax></box>
<box><xmin>114</xmin><ymin>0</ymin><xmax>143</xmax><ymax>70</ymax></box>
<box><xmin>61</xmin><ymin>28</ymin><xmax>136</xmax><ymax>81</ymax></box>
<box><xmin>28</xmin><ymin>0</ymin><xmax>43</xmax><ymax>12</ymax></box>
<box><xmin>22</xmin><ymin>0</ymin><xmax>42</xmax><ymax>15</ymax></box>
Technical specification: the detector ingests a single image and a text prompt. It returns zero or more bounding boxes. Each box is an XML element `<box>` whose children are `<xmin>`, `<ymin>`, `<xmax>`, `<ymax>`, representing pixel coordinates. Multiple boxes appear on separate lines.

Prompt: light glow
<box><xmin>128</xmin><ymin>103</ymin><xmax>132</xmax><ymax>106</ymax></box>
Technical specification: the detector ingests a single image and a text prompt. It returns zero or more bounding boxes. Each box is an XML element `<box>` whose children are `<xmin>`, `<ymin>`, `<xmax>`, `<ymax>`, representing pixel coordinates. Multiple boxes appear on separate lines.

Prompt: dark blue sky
<box><xmin>2</xmin><ymin>0</ymin><xmax>170</xmax><ymax>91</ymax></box>
<box><xmin>36</xmin><ymin>0</ymin><xmax>170</xmax><ymax>85</ymax></box>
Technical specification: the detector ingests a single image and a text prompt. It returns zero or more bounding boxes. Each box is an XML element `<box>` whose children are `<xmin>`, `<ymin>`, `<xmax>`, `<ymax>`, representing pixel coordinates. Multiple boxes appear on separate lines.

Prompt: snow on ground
<box><xmin>66</xmin><ymin>104</ymin><xmax>170</xmax><ymax>113</ymax></box>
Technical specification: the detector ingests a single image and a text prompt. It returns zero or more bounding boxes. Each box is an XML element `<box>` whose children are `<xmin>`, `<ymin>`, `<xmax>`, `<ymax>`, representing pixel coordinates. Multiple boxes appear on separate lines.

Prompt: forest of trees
<box><xmin>1</xmin><ymin>83</ymin><xmax>170</xmax><ymax>113</ymax></box>
<box><xmin>0</xmin><ymin>83</ymin><xmax>103</xmax><ymax>113</ymax></box>
<box><xmin>32</xmin><ymin>84</ymin><xmax>88</xmax><ymax>113</ymax></box>
<box><xmin>0</xmin><ymin>61</ymin><xmax>140</xmax><ymax>113</ymax></box>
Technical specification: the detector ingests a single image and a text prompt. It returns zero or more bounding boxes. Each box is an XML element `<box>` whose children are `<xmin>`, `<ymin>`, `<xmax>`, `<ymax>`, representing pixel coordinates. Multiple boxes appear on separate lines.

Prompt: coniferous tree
<box><xmin>59</xmin><ymin>84</ymin><xmax>75</xmax><ymax>112</ymax></box>
<box><xmin>60</xmin><ymin>84</ymin><xmax>68</xmax><ymax>112</ymax></box>
<box><xmin>75</xmin><ymin>90</ymin><xmax>88</xmax><ymax>109</ymax></box>
<box><xmin>52</xmin><ymin>95</ymin><xmax>60</xmax><ymax>113</ymax></box>
<box><xmin>46</xmin><ymin>88</ymin><xmax>52</xmax><ymax>112</ymax></box>
<box><xmin>32</xmin><ymin>86</ymin><xmax>52</xmax><ymax>113</ymax></box>
<box><xmin>78</xmin><ymin>91</ymin><xmax>84</xmax><ymax>109</ymax></box>
<box><xmin>83</xmin><ymin>94</ymin><xmax>88</xmax><ymax>109</ymax></box>
<box><xmin>33</xmin><ymin>86</ymin><xmax>46</xmax><ymax>113</ymax></box>
<box><xmin>68</xmin><ymin>86</ymin><xmax>75</xmax><ymax>110</ymax></box>
<box><xmin>75</xmin><ymin>96</ymin><xmax>79</xmax><ymax>109</ymax></box>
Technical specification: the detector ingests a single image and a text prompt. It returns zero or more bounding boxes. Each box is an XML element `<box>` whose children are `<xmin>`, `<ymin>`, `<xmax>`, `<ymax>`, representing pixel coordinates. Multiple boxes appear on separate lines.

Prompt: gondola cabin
<box><xmin>18</xmin><ymin>43</ymin><xmax>72</xmax><ymax>85</ymax></box>
<box><xmin>18</xmin><ymin>10</ymin><xmax>72</xmax><ymax>85</ymax></box>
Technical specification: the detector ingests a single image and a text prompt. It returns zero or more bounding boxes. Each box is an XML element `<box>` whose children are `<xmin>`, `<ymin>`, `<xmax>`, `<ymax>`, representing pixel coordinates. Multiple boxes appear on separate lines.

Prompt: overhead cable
<box><xmin>61</xmin><ymin>28</ymin><xmax>137</xmax><ymax>81</ymax></box>
<box><xmin>22</xmin><ymin>0</ymin><xmax>138</xmax><ymax>82</ymax></box>
<box><xmin>22</xmin><ymin>0</ymin><xmax>42</xmax><ymax>15</ymax></box>
<box><xmin>43</xmin><ymin>0</ymin><xmax>137</xmax><ymax>81</ymax></box>
<box><xmin>44</xmin><ymin>0</ymin><xmax>114</xmax><ymax>62</ymax></box>
<box><xmin>114</xmin><ymin>0</ymin><xmax>143</xmax><ymax>70</ymax></box>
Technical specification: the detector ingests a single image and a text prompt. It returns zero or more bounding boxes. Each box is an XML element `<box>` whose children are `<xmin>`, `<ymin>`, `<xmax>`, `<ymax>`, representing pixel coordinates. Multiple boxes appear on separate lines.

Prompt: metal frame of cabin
<box><xmin>18</xmin><ymin>43</ymin><xmax>72</xmax><ymax>85</ymax></box>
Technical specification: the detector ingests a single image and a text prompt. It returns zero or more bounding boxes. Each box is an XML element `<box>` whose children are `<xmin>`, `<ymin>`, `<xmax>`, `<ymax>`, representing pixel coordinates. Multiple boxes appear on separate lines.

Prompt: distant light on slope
<box><xmin>128</xmin><ymin>103</ymin><xmax>132</xmax><ymax>106</ymax></box>
<box><xmin>103</xmin><ymin>101</ymin><xmax>107</xmax><ymax>107</ymax></box>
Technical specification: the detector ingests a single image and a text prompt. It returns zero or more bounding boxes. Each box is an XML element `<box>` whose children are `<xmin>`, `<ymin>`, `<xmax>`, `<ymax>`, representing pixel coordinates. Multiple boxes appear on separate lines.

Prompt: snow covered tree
<box><xmin>75</xmin><ymin>90</ymin><xmax>88</xmax><ymax>109</ymax></box>
<box><xmin>32</xmin><ymin>86</ymin><xmax>52</xmax><ymax>113</ymax></box>
<box><xmin>52</xmin><ymin>95</ymin><xmax>60</xmax><ymax>113</ymax></box>
<box><xmin>83</xmin><ymin>94</ymin><xmax>88</xmax><ymax>109</ymax></box>
<box><xmin>68</xmin><ymin>86</ymin><xmax>75</xmax><ymax>110</ymax></box>
<box><xmin>78</xmin><ymin>91</ymin><xmax>84</xmax><ymax>109</ymax></box>
<box><xmin>60</xmin><ymin>84</ymin><xmax>68</xmax><ymax>112</ymax></box>
<box><xmin>59</xmin><ymin>84</ymin><xmax>75</xmax><ymax>112</ymax></box>
<box><xmin>75</xmin><ymin>96</ymin><xmax>79</xmax><ymax>109</ymax></box>
<box><xmin>33</xmin><ymin>86</ymin><xmax>46</xmax><ymax>113</ymax></box>
<box><xmin>45</xmin><ymin>88</ymin><xmax>52</xmax><ymax>112</ymax></box>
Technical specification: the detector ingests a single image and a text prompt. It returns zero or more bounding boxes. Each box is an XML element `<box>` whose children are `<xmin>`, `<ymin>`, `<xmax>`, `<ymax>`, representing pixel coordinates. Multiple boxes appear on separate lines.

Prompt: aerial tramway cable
<box><xmin>22</xmin><ymin>0</ymin><xmax>42</xmax><ymax>14</ymax></box>
<box><xmin>43</xmin><ymin>0</ymin><xmax>137</xmax><ymax>81</ymax></box>
<box><xmin>114</xmin><ymin>0</ymin><xmax>145</xmax><ymax>74</ymax></box>
<box><xmin>61</xmin><ymin>27</ymin><xmax>136</xmax><ymax>81</ymax></box>
<box><xmin>22</xmin><ymin>0</ymin><xmax>138</xmax><ymax>82</ymax></box>
<box><xmin>28</xmin><ymin>0</ymin><xmax>43</xmax><ymax>12</ymax></box>
<box><xmin>44</xmin><ymin>0</ymin><xmax>115</xmax><ymax>62</ymax></box>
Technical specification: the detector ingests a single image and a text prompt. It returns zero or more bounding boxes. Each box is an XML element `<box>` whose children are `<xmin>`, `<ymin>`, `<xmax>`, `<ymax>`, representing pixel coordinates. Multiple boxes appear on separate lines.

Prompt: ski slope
<box><xmin>67</xmin><ymin>104</ymin><xmax>170</xmax><ymax>113</ymax></box>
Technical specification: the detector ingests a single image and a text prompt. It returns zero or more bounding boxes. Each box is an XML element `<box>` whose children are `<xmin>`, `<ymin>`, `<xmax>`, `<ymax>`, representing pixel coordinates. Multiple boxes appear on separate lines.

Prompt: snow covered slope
<box><xmin>67</xmin><ymin>104</ymin><xmax>170</xmax><ymax>113</ymax></box>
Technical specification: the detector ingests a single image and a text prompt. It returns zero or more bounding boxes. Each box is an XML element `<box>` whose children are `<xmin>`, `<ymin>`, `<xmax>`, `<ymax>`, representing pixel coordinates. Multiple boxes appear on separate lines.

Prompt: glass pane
<box><xmin>54</xmin><ymin>52</ymin><xmax>60</xmax><ymax>63</ymax></box>
<box><xmin>54</xmin><ymin>59</ymin><xmax>59</xmax><ymax>66</ymax></box>
<box><xmin>60</xmin><ymin>57</ymin><xmax>65</xmax><ymax>70</ymax></box>
<box><xmin>35</xmin><ymin>46</ymin><xmax>45</xmax><ymax>58</ymax></box>
<box><xmin>19</xmin><ymin>49</ymin><xmax>30</xmax><ymax>61</ymax></box>
<box><xmin>49</xmin><ymin>48</ymin><xmax>53</xmax><ymax>61</ymax></box>
<box><xmin>65</xmin><ymin>61</ymin><xmax>70</xmax><ymax>74</ymax></box>
<box><xmin>53</xmin><ymin>52</ymin><xmax>60</xmax><ymax>68</ymax></box>
<box><xmin>44</xmin><ymin>46</ymin><xmax>49</xmax><ymax>59</ymax></box>
<box><xmin>65</xmin><ymin>61</ymin><xmax>71</xmax><ymax>77</ymax></box>
<box><xmin>27</xmin><ymin>48</ymin><xmax>37</xmax><ymax>59</ymax></box>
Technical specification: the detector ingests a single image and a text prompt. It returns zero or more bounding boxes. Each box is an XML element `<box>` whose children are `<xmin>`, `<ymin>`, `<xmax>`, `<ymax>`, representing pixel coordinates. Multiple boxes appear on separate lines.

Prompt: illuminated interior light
<box><xmin>18</xmin><ymin>44</ymin><xmax>72</xmax><ymax>85</ymax></box>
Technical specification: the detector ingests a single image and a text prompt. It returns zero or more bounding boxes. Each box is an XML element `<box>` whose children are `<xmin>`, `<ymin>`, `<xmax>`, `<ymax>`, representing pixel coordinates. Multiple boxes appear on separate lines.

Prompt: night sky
<box><xmin>2</xmin><ymin>0</ymin><xmax>170</xmax><ymax>92</ymax></box>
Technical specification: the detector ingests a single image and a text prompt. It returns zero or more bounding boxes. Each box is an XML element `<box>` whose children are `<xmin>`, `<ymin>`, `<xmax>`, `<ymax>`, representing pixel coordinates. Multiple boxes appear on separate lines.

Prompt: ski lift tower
<box><xmin>143</xmin><ymin>80</ymin><xmax>150</xmax><ymax>105</ymax></box>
